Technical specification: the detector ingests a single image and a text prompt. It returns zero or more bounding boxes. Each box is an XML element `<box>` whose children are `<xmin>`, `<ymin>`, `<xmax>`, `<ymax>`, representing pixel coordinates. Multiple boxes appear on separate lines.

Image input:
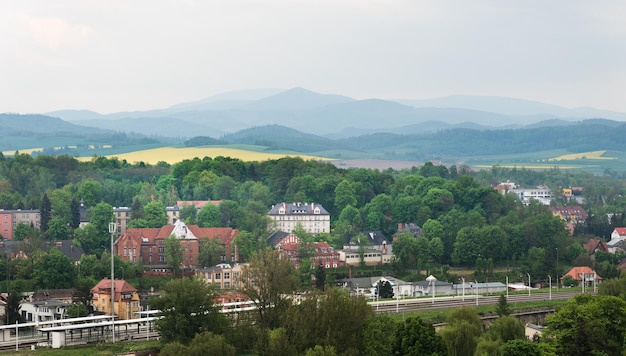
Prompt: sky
<box><xmin>2</xmin><ymin>0</ymin><xmax>626</xmax><ymax>114</ymax></box>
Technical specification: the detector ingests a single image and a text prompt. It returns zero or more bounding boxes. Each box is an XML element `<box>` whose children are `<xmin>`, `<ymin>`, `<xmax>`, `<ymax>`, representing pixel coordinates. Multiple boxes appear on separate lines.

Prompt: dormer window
<box><xmin>314</xmin><ymin>207</ymin><xmax>320</xmax><ymax>214</ymax></box>
<box><xmin>278</xmin><ymin>207</ymin><xmax>285</xmax><ymax>214</ymax></box>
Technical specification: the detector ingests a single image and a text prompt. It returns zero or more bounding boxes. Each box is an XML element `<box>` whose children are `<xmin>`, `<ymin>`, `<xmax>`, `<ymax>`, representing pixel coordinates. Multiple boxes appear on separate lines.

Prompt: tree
<box><xmin>66</xmin><ymin>303</ymin><xmax>89</xmax><ymax>318</ymax></box>
<box><xmin>77</xmin><ymin>179</ymin><xmax>102</xmax><ymax>207</ymax></box>
<box><xmin>439</xmin><ymin>308</ymin><xmax>483</xmax><ymax>356</ymax></box>
<box><xmin>315</xmin><ymin>263</ymin><xmax>326</xmax><ymax>291</ymax></box>
<box><xmin>334</xmin><ymin>180</ymin><xmax>357</xmax><ymax>213</ymax></box>
<box><xmin>47</xmin><ymin>216</ymin><xmax>69</xmax><ymax>240</ymax></box>
<box><xmin>486</xmin><ymin>315</ymin><xmax>524</xmax><ymax>343</ymax></box>
<box><xmin>144</xmin><ymin>200</ymin><xmax>167</xmax><ymax>227</ymax></box>
<box><xmin>70</xmin><ymin>197</ymin><xmax>81</xmax><ymax>229</ymax></box>
<box><xmin>197</xmin><ymin>203</ymin><xmax>221</xmax><ymax>227</ymax></box>
<box><xmin>542</xmin><ymin>294</ymin><xmax>626</xmax><ymax>356</ymax></box>
<box><xmin>363</xmin><ymin>314</ymin><xmax>397</xmax><ymax>356</ymax></box>
<box><xmin>239</xmin><ymin>248</ymin><xmax>297</xmax><ymax>331</ymax></box>
<box><xmin>40</xmin><ymin>193</ymin><xmax>51</xmax><ymax>233</ymax></box>
<box><xmin>393</xmin><ymin>316</ymin><xmax>447</xmax><ymax>356</ymax></box>
<box><xmin>499</xmin><ymin>339</ymin><xmax>541</xmax><ymax>356</ymax></box>
<box><xmin>151</xmin><ymin>277</ymin><xmax>228</xmax><ymax>345</ymax></box>
<box><xmin>284</xmin><ymin>289</ymin><xmax>374</xmax><ymax>355</ymax></box>
<box><xmin>13</xmin><ymin>222</ymin><xmax>32</xmax><ymax>241</ymax></box>
<box><xmin>197</xmin><ymin>238</ymin><xmax>225</xmax><ymax>268</ymax></box>
<box><xmin>377</xmin><ymin>280</ymin><xmax>394</xmax><ymax>299</ymax></box>
<box><xmin>33</xmin><ymin>248</ymin><xmax>76</xmax><ymax>289</ymax></box>
<box><xmin>164</xmin><ymin>235</ymin><xmax>183</xmax><ymax>277</ymax></box>
<box><xmin>494</xmin><ymin>294</ymin><xmax>511</xmax><ymax>317</ymax></box>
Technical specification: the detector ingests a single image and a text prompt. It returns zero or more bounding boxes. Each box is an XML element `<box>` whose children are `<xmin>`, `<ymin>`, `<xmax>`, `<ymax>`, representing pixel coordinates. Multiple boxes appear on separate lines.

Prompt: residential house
<box><xmin>20</xmin><ymin>300</ymin><xmax>69</xmax><ymax>323</ymax></box>
<box><xmin>561</xmin><ymin>266</ymin><xmax>602</xmax><ymax>288</ymax></box>
<box><xmin>166</xmin><ymin>200</ymin><xmax>220</xmax><ymax>225</ymax></box>
<box><xmin>583</xmin><ymin>238</ymin><xmax>609</xmax><ymax>261</ymax></box>
<box><xmin>91</xmin><ymin>278</ymin><xmax>141</xmax><ymax>320</ymax></box>
<box><xmin>31</xmin><ymin>289</ymin><xmax>76</xmax><ymax>304</ymax></box>
<box><xmin>196</xmin><ymin>263</ymin><xmax>244</xmax><ymax>289</ymax></box>
<box><xmin>267</xmin><ymin>202</ymin><xmax>330</xmax><ymax>234</ymax></box>
<box><xmin>114</xmin><ymin>220</ymin><xmax>239</xmax><ymax>273</ymax></box>
<box><xmin>215</xmin><ymin>291</ymin><xmax>253</xmax><ymax>312</ymax></box>
<box><xmin>393</xmin><ymin>223</ymin><xmax>424</xmax><ymax>240</ymax></box>
<box><xmin>0</xmin><ymin>209</ymin><xmax>40</xmax><ymax>240</ymax></box>
<box><xmin>608</xmin><ymin>227</ymin><xmax>626</xmax><ymax>253</ymax></box>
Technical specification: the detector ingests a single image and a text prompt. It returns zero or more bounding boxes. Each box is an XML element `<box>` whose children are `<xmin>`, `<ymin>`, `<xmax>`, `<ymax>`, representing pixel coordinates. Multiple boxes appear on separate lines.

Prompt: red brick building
<box><xmin>278</xmin><ymin>241</ymin><xmax>340</xmax><ymax>269</ymax></box>
<box><xmin>114</xmin><ymin>221</ymin><xmax>239</xmax><ymax>272</ymax></box>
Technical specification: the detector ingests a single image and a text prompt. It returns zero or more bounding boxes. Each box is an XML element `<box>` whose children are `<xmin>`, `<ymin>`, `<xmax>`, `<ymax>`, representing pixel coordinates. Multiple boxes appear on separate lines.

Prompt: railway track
<box><xmin>371</xmin><ymin>290</ymin><xmax>581</xmax><ymax>314</ymax></box>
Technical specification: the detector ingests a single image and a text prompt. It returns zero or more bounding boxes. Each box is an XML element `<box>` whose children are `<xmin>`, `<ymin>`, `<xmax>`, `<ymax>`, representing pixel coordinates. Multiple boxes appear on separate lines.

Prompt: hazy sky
<box><xmin>2</xmin><ymin>1</ymin><xmax>626</xmax><ymax>114</ymax></box>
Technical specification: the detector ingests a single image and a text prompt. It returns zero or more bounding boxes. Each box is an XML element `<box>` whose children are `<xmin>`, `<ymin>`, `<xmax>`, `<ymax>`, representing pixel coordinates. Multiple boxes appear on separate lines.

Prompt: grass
<box><xmin>6</xmin><ymin>340</ymin><xmax>160</xmax><ymax>356</ymax></box>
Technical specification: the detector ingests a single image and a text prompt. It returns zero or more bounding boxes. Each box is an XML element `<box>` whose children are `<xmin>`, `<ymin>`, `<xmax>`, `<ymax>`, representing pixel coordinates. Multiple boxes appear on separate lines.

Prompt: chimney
<box><xmin>398</xmin><ymin>223</ymin><xmax>403</xmax><ymax>231</ymax></box>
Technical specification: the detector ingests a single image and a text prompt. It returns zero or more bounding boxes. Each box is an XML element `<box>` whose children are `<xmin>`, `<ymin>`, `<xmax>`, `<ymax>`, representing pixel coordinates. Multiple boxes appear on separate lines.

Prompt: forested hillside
<box><xmin>2</xmin><ymin>152</ymin><xmax>626</xmax><ymax>354</ymax></box>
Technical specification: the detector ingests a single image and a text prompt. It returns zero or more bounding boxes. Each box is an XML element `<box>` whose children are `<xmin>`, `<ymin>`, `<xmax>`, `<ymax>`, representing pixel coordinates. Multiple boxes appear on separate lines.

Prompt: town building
<box><xmin>278</xmin><ymin>241</ymin><xmax>340</xmax><ymax>269</ymax></box>
<box><xmin>113</xmin><ymin>206</ymin><xmax>132</xmax><ymax>236</ymax></box>
<box><xmin>114</xmin><ymin>220</ymin><xmax>239</xmax><ymax>272</ymax></box>
<box><xmin>267</xmin><ymin>202</ymin><xmax>330</xmax><ymax>234</ymax></box>
<box><xmin>91</xmin><ymin>278</ymin><xmax>141</xmax><ymax>320</ymax></box>
<box><xmin>509</xmin><ymin>185</ymin><xmax>553</xmax><ymax>205</ymax></box>
<box><xmin>0</xmin><ymin>209</ymin><xmax>41</xmax><ymax>240</ymax></box>
<box><xmin>195</xmin><ymin>263</ymin><xmax>244</xmax><ymax>289</ymax></box>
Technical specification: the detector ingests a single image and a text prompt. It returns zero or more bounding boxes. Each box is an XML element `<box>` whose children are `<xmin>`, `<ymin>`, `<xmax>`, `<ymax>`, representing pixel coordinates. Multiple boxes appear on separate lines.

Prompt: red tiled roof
<box><xmin>562</xmin><ymin>266</ymin><xmax>602</xmax><ymax>281</ymax></box>
<box><xmin>614</xmin><ymin>228</ymin><xmax>626</xmax><ymax>236</ymax></box>
<box><xmin>91</xmin><ymin>278</ymin><xmax>138</xmax><ymax>301</ymax></box>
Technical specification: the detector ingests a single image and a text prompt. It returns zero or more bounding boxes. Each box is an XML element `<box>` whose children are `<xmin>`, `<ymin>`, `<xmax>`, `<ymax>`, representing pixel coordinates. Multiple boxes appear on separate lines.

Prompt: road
<box><xmin>371</xmin><ymin>290</ymin><xmax>582</xmax><ymax>314</ymax></box>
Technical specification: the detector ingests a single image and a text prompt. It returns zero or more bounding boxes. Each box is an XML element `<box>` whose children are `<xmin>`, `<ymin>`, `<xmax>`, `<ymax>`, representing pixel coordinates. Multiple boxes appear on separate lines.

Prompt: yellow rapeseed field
<box><xmin>549</xmin><ymin>150</ymin><xmax>616</xmax><ymax>161</ymax></box>
<box><xmin>78</xmin><ymin>147</ymin><xmax>330</xmax><ymax>165</ymax></box>
<box><xmin>2</xmin><ymin>148</ymin><xmax>43</xmax><ymax>155</ymax></box>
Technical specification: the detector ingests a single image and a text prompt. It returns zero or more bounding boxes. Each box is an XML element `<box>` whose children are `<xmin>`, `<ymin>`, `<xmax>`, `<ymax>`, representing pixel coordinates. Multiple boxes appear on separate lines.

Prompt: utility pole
<box><xmin>109</xmin><ymin>222</ymin><xmax>116</xmax><ymax>343</ymax></box>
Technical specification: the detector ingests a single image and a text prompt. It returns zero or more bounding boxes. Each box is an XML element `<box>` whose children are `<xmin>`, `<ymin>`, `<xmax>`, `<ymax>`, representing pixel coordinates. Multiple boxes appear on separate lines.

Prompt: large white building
<box><xmin>267</xmin><ymin>202</ymin><xmax>330</xmax><ymax>234</ymax></box>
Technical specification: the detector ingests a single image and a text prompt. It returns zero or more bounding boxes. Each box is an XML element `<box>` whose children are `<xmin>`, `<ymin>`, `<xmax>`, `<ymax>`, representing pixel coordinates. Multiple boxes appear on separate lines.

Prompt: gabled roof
<box><xmin>613</xmin><ymin>227</ymin><xmax>626</xmax><ymax>237</ymax></box>
<box><xmin>118</xmin><ymin>221</ymin><xmax>239</xmax><ymax>245</ymax></box>
<box><xmin>583</xmin><ymin>238</ymin><xmax>608</xmax><ymax>255</ymax></box>
<box><xmin>32</xmin><ymin>289</ymin><xmax>75</xmax><ymax>301</ymax></box>
<box><xmin>353</xmin><ymin>231</ymin><xmax>388</xmax><ymax>246</ymax></box>
<box><xmin>562</xmin><ymin>266</ymin><xmax>602</xmax><ymax>281</ymax></box>
<box><xmin>267</xmin><ymin>231</ymin><xmax>291</xmax><ymax>247</ymax></box>
<box><xmin>91</xmin><ymin>278</ymin><xmax>138</xmax><ymax>301</ymax></box>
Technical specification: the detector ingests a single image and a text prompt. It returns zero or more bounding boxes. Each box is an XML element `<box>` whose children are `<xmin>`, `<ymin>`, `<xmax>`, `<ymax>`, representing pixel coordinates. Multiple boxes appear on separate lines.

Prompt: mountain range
<box><xmin>43</xmin><ymin>87</ymin><xmax>626</xmax><ymax>139</ymax></box>
<box><xmin>3</xmin><ymin>88</ymin><xmax>626</xmax><ymax>173</ymax></box>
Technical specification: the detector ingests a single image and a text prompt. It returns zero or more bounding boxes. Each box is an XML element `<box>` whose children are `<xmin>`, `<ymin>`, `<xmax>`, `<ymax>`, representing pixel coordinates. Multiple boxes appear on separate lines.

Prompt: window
<box><xmin>224</xmin><ymin>272</ymin><xmax>230</xmax><ymax>279</ymax></box>
<box><xmin>124</xmin><ymin>248</ymin><xmax>127</xmax><ymax>256</ymax></box>
<box><xmin>215</xmin><ymin>273</ymin><xmax>221</xmax><ymax>279</ymax></box>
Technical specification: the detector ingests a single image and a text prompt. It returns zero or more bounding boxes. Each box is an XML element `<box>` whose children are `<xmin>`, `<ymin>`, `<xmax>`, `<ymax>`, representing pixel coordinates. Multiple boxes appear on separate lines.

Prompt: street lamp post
<box><xmin>556</xmin><ymin>247</ymin><xmax>559</xmax><ymax>291</ymax></box>
<box><xmin>474</xmin><ymin>280</ymin><xmax>478</xmax><ymax>306</ymax></box>
<box><xmin>548</xmin><ymin>275</ymin><xmax>552</xmax><ymax>300</ymax></box>
<box><xmin>527</xmin><ymin>273</ymin><xmax>531</xmax><ymax>297</ymax></box>
<box><xmin>109</xmin><ymin>222</ymin><xmax>116</xmax><ymax>343</ymax></box>
<box><xmin>505</xmin><ymin>276</ymin><xmax>509</xmax><ymax>299</ymax></box>
<box><xmin>460</xmin><ymin>277</ymin><xmax>465</xmax><ymax>301</ymax></box>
